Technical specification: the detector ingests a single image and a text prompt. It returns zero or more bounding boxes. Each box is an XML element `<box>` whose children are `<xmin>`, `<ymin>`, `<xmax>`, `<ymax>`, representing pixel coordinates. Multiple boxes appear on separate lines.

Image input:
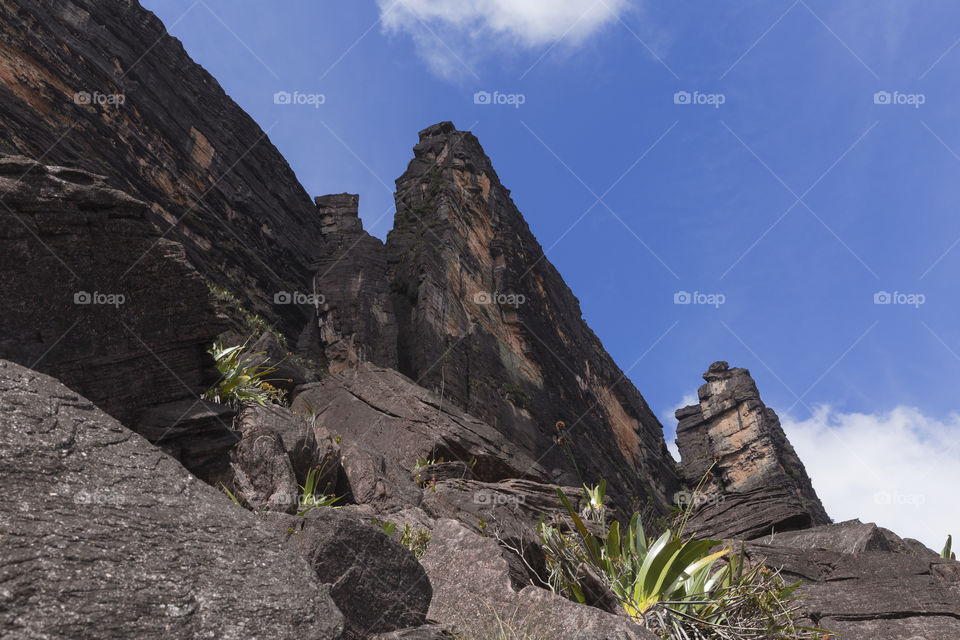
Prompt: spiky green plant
<box><xmin>942</xmin><ymin>535</ymin><xmax>956</xmax><ymax>560</ymax></box>
<box><xmin>296</xmin><ymin>466</ymin><xmax>341</xmax><ymax>515</ymax></box>
<box><xmin>203</xmin><ymin>340</ymin><xmax>286</xmax><ymax>407</ymax></box>
<box><xmin>540</xmin><ymin>481</ymin><xmax>828</xmax><ymax>639</ymax></box>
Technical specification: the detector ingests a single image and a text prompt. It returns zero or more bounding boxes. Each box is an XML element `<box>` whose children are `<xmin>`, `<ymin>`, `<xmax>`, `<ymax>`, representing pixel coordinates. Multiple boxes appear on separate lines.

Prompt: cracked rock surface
<box><xmin>0</xmin><ymin>359</ymin><xmax>344</xmax><ymax>640</ymax></box>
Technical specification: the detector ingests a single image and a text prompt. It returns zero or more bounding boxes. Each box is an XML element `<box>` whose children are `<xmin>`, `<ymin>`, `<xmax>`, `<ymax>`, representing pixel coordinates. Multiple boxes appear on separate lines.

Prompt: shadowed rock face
<box><xmin>312</xmin><ymin>193</ymin><xmax>399</xmax><ymax>373</ymax></box>
<box><xmin>0</xmin><ymin>155</ymin><xmax>224</xmax><ymax>425</ymax></box>
<box><xmin>0</xmin><ymin>359</ymin><xmax>344</xmax><ymax>639</ymax></box>
<box><xmin>674</xmin><ymin>361</ymin><xmax>831</xmax><ymax>539</ymax></box>
<box><xmin>378</xmin><ymin>122</ymin><xmax>679</xmax><ymax>511</ymax></box>
<box><xmin>0</xmin><ymin>0</ymin><xmax>322</xmax><ymax>337</ymax></box>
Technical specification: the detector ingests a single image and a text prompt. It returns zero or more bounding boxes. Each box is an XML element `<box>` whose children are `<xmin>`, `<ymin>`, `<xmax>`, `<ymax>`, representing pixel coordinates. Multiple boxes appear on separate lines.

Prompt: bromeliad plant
<box><xmin>203</xmin><ymin>340</ymin><xmax>286</xmax><ymax>408</ymax></box>
<box><xmin>540</xmin><ymin>480</ymin><xmax>827</xmax><ymax>639</ymax></box>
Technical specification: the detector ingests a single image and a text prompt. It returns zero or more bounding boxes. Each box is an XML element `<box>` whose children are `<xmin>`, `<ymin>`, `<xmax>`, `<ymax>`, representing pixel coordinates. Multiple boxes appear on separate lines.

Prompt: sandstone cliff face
<box><xmin>0</xmin><ymin>0</ymin><xmax>322</xmax><ymax>337</ymax></box>
<box><xmin>381</xmin><ymin>122</ymin><xmax>679</xmax><ymax>509</ymax></box>
<box><xmin>0</xmin><ymin>155</ymin><xmax>223</xmax><ymax>425</ymax></box>
<box><xmin>312</xmin><ymin>194</ymin><xmax>398</xmax><ymax>373</ymax></box>
<box><xmin>674</xmin><ymin>361</ymin><xmax>831</xmax><ymax>539</ymax></box>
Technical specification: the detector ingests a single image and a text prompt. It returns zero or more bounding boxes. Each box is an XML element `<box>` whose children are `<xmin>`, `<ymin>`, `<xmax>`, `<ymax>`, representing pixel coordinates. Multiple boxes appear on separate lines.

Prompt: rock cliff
<box><xmin>0</xmin><ymin>0</ymin><xmax>322</xmax><ymax>337</ymax></box>
<box><xmin>0</xmin><ymin>155</ymin><xmax>223</xmax><ymax>425</ymax></box>
<box><xmin>308</xmin><ymin>122</ymin><xmax>681</xmax><ymax>513</ymax></box>
<box><xmin>674</xmin><ymin>361</ymin><xmax>831</xmax><ymax>539</ymax></box>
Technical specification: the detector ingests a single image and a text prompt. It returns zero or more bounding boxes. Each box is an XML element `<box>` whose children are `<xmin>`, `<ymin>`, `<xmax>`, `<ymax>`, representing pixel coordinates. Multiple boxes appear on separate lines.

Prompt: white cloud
<box><xmin>660</xmin><ymin>392</ymin><xmax>698</xmax><ymax>462</ymax></box>
<box><xmin>781</xmin><ymin>405</ymin><xmax>960</xmax><ymax>552</ymax></box>
<box><xmin>377</xmin><ymin>0</ymin><xmax>630</xmax><ymax>78</ymax></box>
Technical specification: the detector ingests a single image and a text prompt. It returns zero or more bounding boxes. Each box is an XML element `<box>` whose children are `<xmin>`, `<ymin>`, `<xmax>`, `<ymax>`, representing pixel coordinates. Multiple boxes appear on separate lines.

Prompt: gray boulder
<box><xmin>747</xmin><ymin>533</ymin><xmax>960</xmax><ymax>639</ymax></box>
<box><xmin>291</xmin><ymin>363</ymin><xmax>549</xmax><ymax>512</ymax></box>
<box><xmin>0</xmin><ymin>359</ymin><xmax>343</xmax><ymax>639</ymax></box>
<box><xmin>238</xmin><ymin>403</ymin><xmax>342</xmax><ymax>492</ymax></box>
<box><xmin>268</xmin><ymin>508</ymin><xmax>432</xmax><ymax>639</ymax></box>
<box><xmin>420</xmin><ymin>519</ymin><xmax>658</xmax><ymax>640</ymax></box>
<box><xmin>229</xmin><ymin>414</ymin><xmax>299</xmax><ymax>513</ymax></box>
<box><xmin>767</xmin><ymin>519</ymin><xmax>939</xmax><ymax>557</ymax></box>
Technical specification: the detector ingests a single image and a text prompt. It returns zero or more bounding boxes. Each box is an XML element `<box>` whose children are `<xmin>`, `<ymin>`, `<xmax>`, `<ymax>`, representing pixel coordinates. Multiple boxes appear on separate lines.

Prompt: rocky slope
<box><xmin>0</xmin><ymin>0</ymin><xmax>679</xmax><ymax>517</ymax></box>
<box><xmin>0</xmin><ymin>359</ymin><xmax>345</xmax><ymax>639</ymax></box>
<box><xmin>0</xmin><ymin>2</ymin><xmax>957</xmax><ymax>639</ymax></box>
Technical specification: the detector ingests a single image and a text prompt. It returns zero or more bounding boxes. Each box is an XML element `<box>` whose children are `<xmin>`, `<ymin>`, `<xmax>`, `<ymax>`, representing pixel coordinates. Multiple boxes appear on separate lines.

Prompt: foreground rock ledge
<box><xmin>0</xmin><ymin>360</ymin><xmax>343</xmax><ymax>639</ymax></box>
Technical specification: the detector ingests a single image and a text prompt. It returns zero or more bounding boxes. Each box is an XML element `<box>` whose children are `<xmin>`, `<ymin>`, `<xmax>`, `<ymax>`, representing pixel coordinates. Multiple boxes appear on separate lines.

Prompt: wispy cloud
<box><xmin>378</xmin><ymin>0</ymin><xmax>630</xmax><ymax>78</ymax></box>
<box><xmin>781</xmin><ymin>405</ymin><xmax>959</xmax><ymax>551</ymax></box>
<box><xmin>661</xmin><ymin>391</ymin><xmax>697</xmax><ymax>462</ymax></box>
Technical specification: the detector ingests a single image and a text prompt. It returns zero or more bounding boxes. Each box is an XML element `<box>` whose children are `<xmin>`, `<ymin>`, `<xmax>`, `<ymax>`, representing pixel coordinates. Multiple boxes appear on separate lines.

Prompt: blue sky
<box><xmin>142</xmin><ymin>0</ymin><xmax>958</xmax><ymax>547</ymax></box>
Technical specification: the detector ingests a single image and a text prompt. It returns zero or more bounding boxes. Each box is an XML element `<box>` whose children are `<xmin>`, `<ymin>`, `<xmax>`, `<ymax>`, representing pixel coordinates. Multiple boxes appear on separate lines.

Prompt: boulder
<box><xmin>237</xmin><ymin>403</ymin><xmax>341</xmax><ymax>491</ymax></box>
<box><xmin>291</xmin><ymin>363</ymin><xmax>550</xmax><ymax>512</ymax></box>
<box><xmin>268</xmin><ymin>509</ymin><xmax>432</xmax><ymax>639</ymax></box>
<box><xmin>229</xmin><ymin>416</ymin><xmax>299</xmax><ymax>513</ymax></box>
<box><xmin>768</xmin><ymin>519</ymin><xmax>939</xmax><ymax>557</ymax></box>
<box><xmin>0</xmin><ymin>359</ymin><xmax>343</xmax><ymax>639</ymax></box>
<box><xmin>420</xmin><ymin>519</ymin><xmax>659</xmax><ymax>640</ymax></box>
<box><xmin>747</xmin><ymin>539</ymin><xmax>960</xmax><ymax>639</ymax></box>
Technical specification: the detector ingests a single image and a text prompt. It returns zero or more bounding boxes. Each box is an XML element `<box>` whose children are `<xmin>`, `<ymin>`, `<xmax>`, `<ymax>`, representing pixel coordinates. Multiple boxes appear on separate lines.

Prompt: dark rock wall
<box><xmin>312</xmin><ymin>193</ymin><xmax>399</xmax><ymax>372</ymax></box>
<box><xmin>0</xmin><ymin>0</ymin><xmax>322</xmax><ymax>337</ymax></box>
<box><xmin>0</xmin><ymin>155</ymin><xmax>223</xmax><ymax>425</ymax></box>
<box><xmin>381</xmin><ymin>122</ymin><xmax>679</xmax><ymax>511</ymax></box>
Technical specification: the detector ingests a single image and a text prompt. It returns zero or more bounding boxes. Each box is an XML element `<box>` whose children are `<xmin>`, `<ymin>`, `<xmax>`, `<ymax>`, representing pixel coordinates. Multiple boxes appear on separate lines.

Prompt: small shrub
<box><xmin>374</xmin><ymin>520</ymin><xmax>431</xmax><ymax>559</ymax></box>
<box><xmin>206</xmin><ymin>281</ymin><xmax>286</xmax><ymax>347</ymax></box>
<box><xmin>500</xmin><ymin>382</ymin><xmax>530</xmax><ymax>409</ymax></box>
<box><xmin>413</xmin><ymin>454</ymin><xmax>445</xmax><ymax>488</ymax></box>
